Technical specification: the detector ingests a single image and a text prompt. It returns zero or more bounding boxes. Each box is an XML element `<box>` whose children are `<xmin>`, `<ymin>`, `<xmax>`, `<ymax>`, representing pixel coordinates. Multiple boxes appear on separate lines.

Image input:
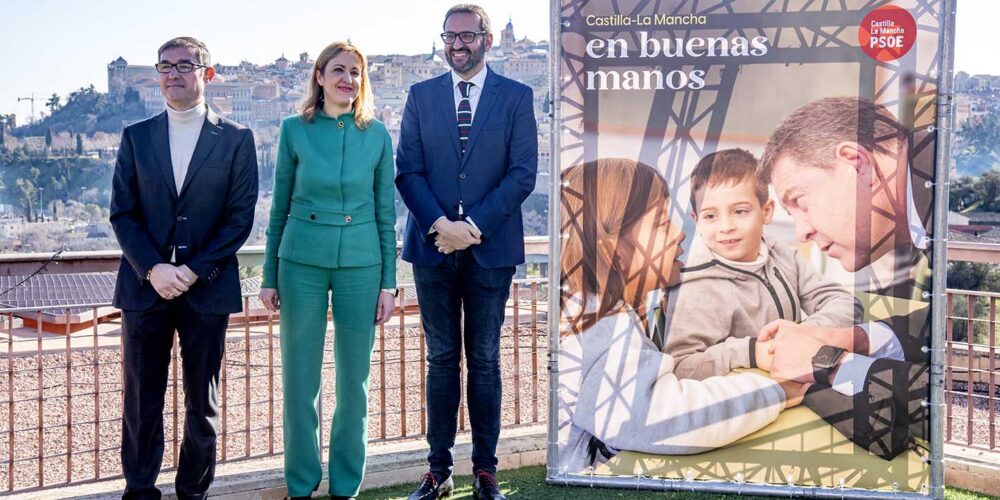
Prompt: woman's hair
<box><xmin>560</xmin><ymin>158</ymin><xmax>671</xmax><ymax>335</ymax></box>
<box><xmin>300</xmin><ymin>41</ymin><xmax>375</xmax><ymax>129</ymax></box>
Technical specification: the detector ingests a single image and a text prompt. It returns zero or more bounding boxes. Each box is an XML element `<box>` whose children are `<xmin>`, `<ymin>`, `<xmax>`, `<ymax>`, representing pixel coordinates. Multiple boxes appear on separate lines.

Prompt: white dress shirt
<box><xmin>430</xmin><ymin>67</ymin><xmax>490</xmax><ymax>235</ymax></box>
<box><xmin>451</xmin><ymin>66</ymin><xmax>488</xmax><ymax>121</ymax></box>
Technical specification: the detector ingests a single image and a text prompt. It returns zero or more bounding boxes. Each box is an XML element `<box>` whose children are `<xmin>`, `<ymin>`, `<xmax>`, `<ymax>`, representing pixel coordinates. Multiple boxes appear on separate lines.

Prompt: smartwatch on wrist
<box><xmin>811</xmin><ymin>345</ymin><xmax>847</xmax><ymax>385</ymax></box>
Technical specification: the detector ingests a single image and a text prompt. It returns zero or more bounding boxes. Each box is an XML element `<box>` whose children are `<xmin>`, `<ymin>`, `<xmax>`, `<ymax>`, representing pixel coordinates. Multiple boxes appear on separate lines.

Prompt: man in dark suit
<box><xmin>396</xmin><ymin>4</ymin><xmax>537</xmax><ymax>499</ymax></box>
<box><xmin>110</xmin><ymin>36</ymin><xmax>258</xmax><ymax>500</ymax></box>
<box><xmin>756</xmin><ymin>96</ymin><xmax>932</xmax><ymax>460</ymax></box>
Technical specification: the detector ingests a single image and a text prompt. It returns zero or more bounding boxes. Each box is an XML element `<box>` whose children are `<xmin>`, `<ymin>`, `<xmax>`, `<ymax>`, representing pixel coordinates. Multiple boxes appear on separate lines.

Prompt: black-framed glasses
<box><xmin>440</xmin><ymin>31</ymin><xmax>487</xmax><ymax>44</ymax></box>
<box><xmin>155</xmin><ymin>62</ymin><xmax>207</xmax><ymax>74</ymax></box>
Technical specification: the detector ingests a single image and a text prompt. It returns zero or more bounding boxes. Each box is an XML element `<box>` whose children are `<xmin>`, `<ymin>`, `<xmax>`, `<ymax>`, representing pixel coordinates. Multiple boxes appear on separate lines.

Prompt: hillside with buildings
<box><xmin>0</xmin><ymin>19</ymin><xmax>552</xmax><ymax>253</ymax></box>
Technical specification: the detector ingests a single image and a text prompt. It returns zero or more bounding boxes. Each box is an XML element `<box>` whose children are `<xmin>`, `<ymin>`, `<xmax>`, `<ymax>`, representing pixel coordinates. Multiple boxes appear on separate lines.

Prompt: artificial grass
<box><xmin>356</xmin><ymin>465</ymin><xmax>998</xmax><ymax>499</ymax></box>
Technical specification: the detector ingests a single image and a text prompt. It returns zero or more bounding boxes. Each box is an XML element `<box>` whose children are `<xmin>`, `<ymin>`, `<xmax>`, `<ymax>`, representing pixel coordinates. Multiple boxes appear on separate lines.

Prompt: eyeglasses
<box><xmin>440</xmin><ymin>31</ymin><xmax>487</xmax><ymax>44</ymax></box>
<box><xmin>155</xmin><ymin>62</ymin><xmax>207</xmax><ymax>74</ymax></box>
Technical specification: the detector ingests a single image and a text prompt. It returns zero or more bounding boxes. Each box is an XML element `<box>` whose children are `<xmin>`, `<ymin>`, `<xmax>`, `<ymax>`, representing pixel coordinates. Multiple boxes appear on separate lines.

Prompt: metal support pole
<box><xmin>546</xmin><ymin>0</ymin><xmax>563</xmax><ymax>480</ymax></box>
<box><xmin>930</xmin><ymin>1</ymin><xmax>957</xmax><ymax>499</ymax></box>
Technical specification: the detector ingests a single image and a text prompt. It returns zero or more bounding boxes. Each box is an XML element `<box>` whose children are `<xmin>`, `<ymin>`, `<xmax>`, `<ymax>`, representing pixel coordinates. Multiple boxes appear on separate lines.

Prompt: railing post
<box><xmin>267</xmin><ymin>307</ymin><xmax>275</xmax><ymax>455</ymax></box>
<box><xmin>244</xmin><ymin>296</ymin><xmax>252</xmax><ymax>458</ymax></box>
<box><xmin>513</xmin><ymin>282</ymin><xmax>521</xmax><ymax>425</ymax></box>
<box><xmin>531</xmin><ymin>282</ymin><xmax>539</xmax><ymax>424</ymax></box>
<box><xmin>36</xmin><ymin>315</ymin><xmax>44</xmax><ymax>487</ymax></box>
<box><xmin>990</xmin><ymin>297</ymin><xmax>997</xmax><ymax>451</ymax></box>
<box><xmin>65</xmin><ymin>308</ymin><xmax>73</xmax><ymax>484</ymax></box>
<box><xmin>379</xmin><ymin>303</ymin><xmax>387</xmax><ymax>440</ymax></box>
<box><xmin>968</xmin><ymin>296</ymin><xmax>975</xmax><ymax>446</ymax></box>
<box><xmin>946</xmin><ymin>292</ymin><xmax>954</xmax><ymax>442</ymax></box>
<box><xmin>6</xmin><ymin>314</ymin><xmax>14</xmax><ymax>491</ymax></box>
<box><xmin>400</xmin><ymin>288</ymin><xmax>407</xmax><ymax>437</ymax></box>
<box><xmin>92</xmin><ymin>308</ymin><xmax>101</xmax><ymax>479</ymax></box>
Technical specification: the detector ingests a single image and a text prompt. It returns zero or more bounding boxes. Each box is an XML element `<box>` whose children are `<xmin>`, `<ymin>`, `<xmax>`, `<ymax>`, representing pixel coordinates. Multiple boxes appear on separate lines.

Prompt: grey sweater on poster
<box><xmin>662</xmin><ymin>236</ymin><xmax>861</xmax><ymax>380</ymax></box>
<box><xmin>557</xmin><ymin>304</ymin><xmax>786</xmax><ymax>473</ymax></box>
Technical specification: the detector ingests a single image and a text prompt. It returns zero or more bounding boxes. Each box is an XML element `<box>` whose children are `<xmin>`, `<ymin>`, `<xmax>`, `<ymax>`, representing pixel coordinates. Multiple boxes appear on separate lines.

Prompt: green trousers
<box><xmin>278</xmin><ymin>259</ymin><xmax>379</xmax><ymax>497</ymax></box>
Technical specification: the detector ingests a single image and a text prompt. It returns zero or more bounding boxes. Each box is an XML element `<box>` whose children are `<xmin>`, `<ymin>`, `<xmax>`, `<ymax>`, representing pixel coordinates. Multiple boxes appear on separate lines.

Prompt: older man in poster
<box><xmin>757</xmin><ymin>96</ymin><xmax>932</xmax><ymax>460</ymax></box>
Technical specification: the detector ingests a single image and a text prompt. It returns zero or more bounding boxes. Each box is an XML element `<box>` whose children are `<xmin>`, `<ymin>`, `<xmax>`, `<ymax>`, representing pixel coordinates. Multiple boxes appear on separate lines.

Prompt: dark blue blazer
<box><xmin>110</xmin><ymin>109</ymin><xmax>258</xmax><ymax>314</ymax></box>
<box><xmin>395</xmin><ymin>67</ymin><xmax>538</xmax><ymax>268</ymax></box>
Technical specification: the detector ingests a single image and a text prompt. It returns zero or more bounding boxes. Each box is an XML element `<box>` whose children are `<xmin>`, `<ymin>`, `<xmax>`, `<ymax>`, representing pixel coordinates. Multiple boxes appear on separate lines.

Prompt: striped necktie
<box><xmin>457</xmin><ymin>81</ymin><xmax>474</xmax><ymax>155</ymax></box>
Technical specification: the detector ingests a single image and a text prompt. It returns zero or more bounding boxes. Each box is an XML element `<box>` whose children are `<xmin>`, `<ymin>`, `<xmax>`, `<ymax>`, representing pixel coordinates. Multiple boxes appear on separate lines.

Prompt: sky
<box><xmin>0</xmin><ymin>1</ymin><xmax>993</xmax><ymax>122</ymax></box>
<box><xmin>0</xmin><ymin>0</ymin><xmax>552</xmax><ymax>120</ymax></box>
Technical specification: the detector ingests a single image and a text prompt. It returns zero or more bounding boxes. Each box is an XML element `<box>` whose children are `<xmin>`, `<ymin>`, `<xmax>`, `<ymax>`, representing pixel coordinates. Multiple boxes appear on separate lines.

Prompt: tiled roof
<box><xmin>0</xmin><ymin>272</ymin><xmax>116</xmax><ymax>313</ymax></box>
<box><xmin>0</xmin><ymin>273</ymin><xmax>413</xmax><ymax>316</ymax></box>
<box><xmin>949</xmin><ymin>227</ymin><xmax>1000</xmax><ymax>244</ymax></box>
<box><xmin>965</xmin><ymin>211</ymin><xmax>1000</xmax><ymax>224</ymax></box>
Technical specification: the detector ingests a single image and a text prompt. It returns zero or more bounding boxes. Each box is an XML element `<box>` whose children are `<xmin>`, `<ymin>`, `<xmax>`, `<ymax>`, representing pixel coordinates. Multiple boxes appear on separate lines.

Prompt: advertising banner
<box><xmin>550</xmin><ymin>1</ymin><xmax>949</xmax><ymax>497</ymax></box>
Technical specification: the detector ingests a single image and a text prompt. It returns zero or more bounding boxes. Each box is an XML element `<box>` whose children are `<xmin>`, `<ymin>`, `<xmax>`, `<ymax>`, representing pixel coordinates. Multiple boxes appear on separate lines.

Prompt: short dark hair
<box><xmin>689</xmin><ymin>148</ymin><xmax>769</xmax><ymax>213</ymax></box>
<box><xmin>158</xmin><ymin>36</ymin><xmax>211</xmax><ymax>67</ymax></box>
<box><xmin>759</xmin><ymin>97</ymin><xmax>907</xmax><ymax>184</ymax></box>
<box><xmin>443</xmin><ymin>3</ymin><xmax>492</xmax><ymax>34</ymax></box>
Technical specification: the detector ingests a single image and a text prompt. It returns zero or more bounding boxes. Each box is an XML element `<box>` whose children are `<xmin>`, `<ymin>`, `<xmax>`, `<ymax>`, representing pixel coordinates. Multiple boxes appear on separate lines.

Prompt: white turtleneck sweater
<box><xmin>166</xmin><ymin>100</ymin><xmax>207</xmax><ymax>195</ymax></box>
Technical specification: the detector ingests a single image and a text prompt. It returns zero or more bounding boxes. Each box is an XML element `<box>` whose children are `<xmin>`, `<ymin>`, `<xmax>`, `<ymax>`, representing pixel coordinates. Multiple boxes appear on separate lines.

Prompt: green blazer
<box><xmin>262</xmin><ymin>111</ymin><xmax>397</xmax><ymax>290</ymax></box>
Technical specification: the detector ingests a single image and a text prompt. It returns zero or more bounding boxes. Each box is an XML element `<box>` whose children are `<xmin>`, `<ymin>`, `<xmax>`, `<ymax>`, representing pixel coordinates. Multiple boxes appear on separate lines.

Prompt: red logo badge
<box><xmin>859</xmin><ymin>5</ymin><xmax>916</xmax><ymax>62</ymax></box>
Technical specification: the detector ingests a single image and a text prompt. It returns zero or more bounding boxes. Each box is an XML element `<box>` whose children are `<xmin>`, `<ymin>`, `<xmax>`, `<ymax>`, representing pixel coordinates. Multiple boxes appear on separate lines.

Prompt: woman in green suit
<box><xmin>258</xmin><ymin>41</ymin><xmax>396</xmax><ymax>500</ymax></box>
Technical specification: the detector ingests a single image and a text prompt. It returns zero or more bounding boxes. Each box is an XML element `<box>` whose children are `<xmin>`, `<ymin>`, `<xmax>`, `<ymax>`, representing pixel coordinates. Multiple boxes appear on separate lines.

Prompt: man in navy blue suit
<box><xmin>396</xmin><ymin>4</ymin><xmax>537</xmax><ymax>499</ymax></box>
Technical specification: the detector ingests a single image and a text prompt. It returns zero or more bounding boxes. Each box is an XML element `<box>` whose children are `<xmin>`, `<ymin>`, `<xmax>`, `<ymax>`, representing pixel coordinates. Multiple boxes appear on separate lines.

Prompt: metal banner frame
<box><xmin>546</xmin><ymin>1</ymin><xmax>956</xmax><ymax>498</ymax></box>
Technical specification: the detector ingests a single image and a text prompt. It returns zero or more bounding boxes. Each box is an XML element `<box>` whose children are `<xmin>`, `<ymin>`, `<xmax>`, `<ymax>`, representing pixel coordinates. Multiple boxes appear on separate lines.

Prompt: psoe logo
<box><xmin>858</xmin><ymin>5</ymin><xmax>917</xmax><ymax>62</ymax></box>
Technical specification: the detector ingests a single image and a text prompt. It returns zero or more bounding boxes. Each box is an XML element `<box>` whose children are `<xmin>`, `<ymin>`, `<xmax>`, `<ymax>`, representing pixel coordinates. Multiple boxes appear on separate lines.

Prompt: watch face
<box><xmin>814</xmin><ymin>345</ymin><xmax>845</xmax><ymax>368</ymax></box>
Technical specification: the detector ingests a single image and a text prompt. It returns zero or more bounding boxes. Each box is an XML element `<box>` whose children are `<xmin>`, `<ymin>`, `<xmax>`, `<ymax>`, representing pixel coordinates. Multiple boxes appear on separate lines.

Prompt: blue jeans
<box><xmin>413</xmin><ymin>251</ymin><xmax>514</xmax><ymax>476</ymax></box>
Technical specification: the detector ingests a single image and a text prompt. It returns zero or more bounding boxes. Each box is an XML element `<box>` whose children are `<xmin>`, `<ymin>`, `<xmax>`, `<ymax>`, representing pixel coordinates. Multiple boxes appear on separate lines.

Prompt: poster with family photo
<box><xmin>550</xmin><ymin>0</ymin><xmax>945</xmax><ymax>496</ymax></box>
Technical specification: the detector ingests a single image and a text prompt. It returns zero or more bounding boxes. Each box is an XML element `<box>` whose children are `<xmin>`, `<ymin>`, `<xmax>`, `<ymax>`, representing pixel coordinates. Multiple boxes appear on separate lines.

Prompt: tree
<box><xmin>949</xmin><ymin>175</ymin><xmax>977</xmax><ymax>211</ymax></box>
<box><xmin>948</xmin><ymin>261</ymin><xmax>1000</xmax><ymax>293</ymax></box>
<box><xmin>954</xmin><ymin>110</ymin><xmax>1000</xmax><ymax>176</ymax></box>
<box><xmin>44</xmin><ymin>128</ymin><xmax>53</xmax><ymax>148</ymax></box>
<box><xmin>17</xmin><ymin>224</ymin><xmax>60</xmax><ymax>252</ymax></box>
<box><xmin>87</xmin><ymin>204</ymin><xmax>103</xmax><ymax>222</ymax></box>
<box><xmin>76</xmin><ymin>133</ymin><xmax>83</xmax><ymax>155</ymax></box>
<box><xmin>521</xmin><ymin>193</ymin><xmax>549</xmax><ymax>236</ymax></box>
<box><xmin>123</xmin><ymin>88</ymin><xmax>140</xmax><ymax>104</ymax></box>
<box><xmin>976</xmin><ymin>169</ymin><xmax>1000</xmax><ymax>212</ymax></box>
<box><xmin>46</xmin><ymin>93</ymin><xmax>61</xmax><ymax>114</ymax></box>
<box><xmin>16</xmin><ymin>177</ymin><xmax>36</xmax><ymax>222</ymax></box>
<box><xmin>948</xmin><ymin>167</ymin><xmax>1000</xmax><ymax>213</ymax></box>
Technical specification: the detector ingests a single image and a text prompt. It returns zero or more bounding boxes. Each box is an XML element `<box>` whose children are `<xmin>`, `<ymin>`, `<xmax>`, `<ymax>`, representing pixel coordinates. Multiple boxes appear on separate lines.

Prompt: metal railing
<box><xmin>944</xmin><ymin>288</ymin><xmax>999</xmax><ymax>451</ymax></box>
<box><xmin>2</xmin><ymin>240</ymin><xmax>1000</xmax><ymax>493</ymax></box>
<box><xmin>0</xmin><ymin>279</ymin><xmax>549</xmax><ymax>494</ymax></box>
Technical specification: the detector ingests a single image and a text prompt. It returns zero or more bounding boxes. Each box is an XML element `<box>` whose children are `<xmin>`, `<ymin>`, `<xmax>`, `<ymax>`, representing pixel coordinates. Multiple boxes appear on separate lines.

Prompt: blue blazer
<box><xmin>395</xmin><ymin>67</ymin><xmax>538</xmax><ymax>268</ymax></box>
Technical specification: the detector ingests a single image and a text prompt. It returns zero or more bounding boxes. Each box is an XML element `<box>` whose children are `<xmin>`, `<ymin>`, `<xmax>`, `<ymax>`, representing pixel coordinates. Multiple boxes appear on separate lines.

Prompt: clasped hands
<box><xmin>756</xmin><ymin>320</ymin><xmax>865</xmax><ymax>383</ymax></box>
<box><xmin>148</xmin><ymin>263</ymin><xmax>198</xmax><ymax>300</ymax></box>
<box><xmin>433</xmin><ymin>218</ymin><xmax>481</xmax><ymax>254</ymax></box>
<box><xmin>752</xmin><ymin>320</ymin><xmax>862</xmax><ymax>407</ymax></box>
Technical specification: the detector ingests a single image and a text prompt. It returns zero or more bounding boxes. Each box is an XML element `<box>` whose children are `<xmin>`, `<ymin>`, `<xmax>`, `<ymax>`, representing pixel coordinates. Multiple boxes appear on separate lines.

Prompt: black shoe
<box><xmin>472</xmin><ymin>470</ymin><xmax>506</xmax><ymax>500</ymax></box>
<box><xmin>407</xmin><ymin>471</ymin><xmax>453</xmax><ymax>499</ymax></box>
